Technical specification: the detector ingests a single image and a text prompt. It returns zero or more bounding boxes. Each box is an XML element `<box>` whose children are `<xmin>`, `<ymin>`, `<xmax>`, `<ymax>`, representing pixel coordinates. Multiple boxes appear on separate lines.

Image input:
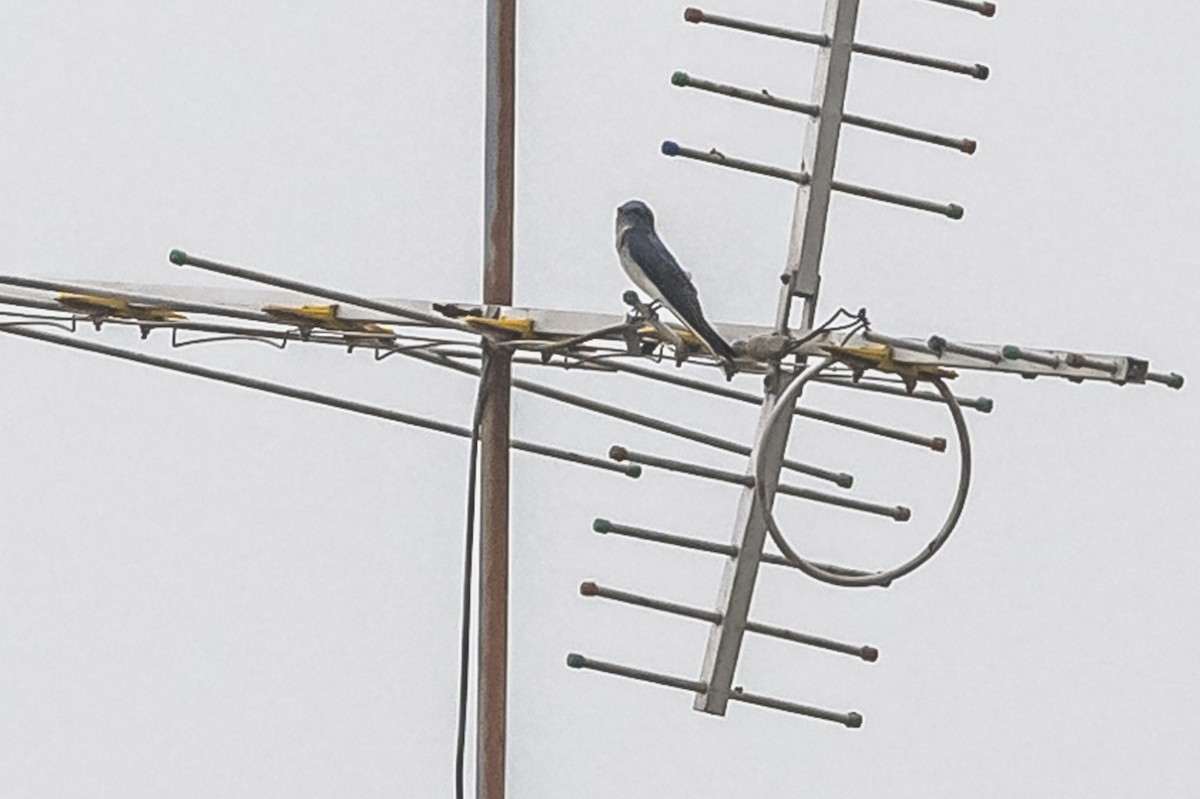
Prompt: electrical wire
<box><xmin>784</xmin><ymin>306</ymin><xmax>869</xmax><ymax>354</ymax></box>
<box><xmin>455</xmin><ymin>349</ymin><xmax>493</xmax><ymax>799</ymax></box>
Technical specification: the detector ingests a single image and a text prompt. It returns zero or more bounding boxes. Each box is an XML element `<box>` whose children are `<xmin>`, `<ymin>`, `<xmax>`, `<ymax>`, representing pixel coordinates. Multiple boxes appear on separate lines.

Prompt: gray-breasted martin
<box><xmin>615</xmin><ymin>199</ymin><xmax>737</xmax><ymax>378</ymax></box>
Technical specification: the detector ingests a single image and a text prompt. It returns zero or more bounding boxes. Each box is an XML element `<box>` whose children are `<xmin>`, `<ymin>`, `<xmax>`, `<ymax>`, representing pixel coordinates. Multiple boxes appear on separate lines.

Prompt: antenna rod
<box><xmin>0</xmin><ymin>324</ymin><xmax>639</xmax><ymax>477</ymax></box>
<box><xmin>480</xmin><ymin>1</ymin><xmax>515</xmax><ymax>797</ymax></box>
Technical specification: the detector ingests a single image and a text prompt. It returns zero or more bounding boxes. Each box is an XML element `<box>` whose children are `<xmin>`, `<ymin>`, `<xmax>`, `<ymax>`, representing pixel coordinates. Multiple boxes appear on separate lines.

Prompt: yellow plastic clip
<box><xmin>463</xmin><ymin>315</ymin><xmax>535</xmax><ymax>338</ymax></box>
<box><xmin>637</xmin><ymin>324</ymin><xmax>702</xmax><ymax>348</ymax></box>
<box><xmin>262</xmin><ymin>303</ymin><xmax>393</xmax><ymax>336</ymax></box>
<box><xmin>825</xmin><ymin>342</ymin><xmax>957</xmax><ymax>388</ymax></box>
<box><xmin>56</xmin><ymin>293</ymin><xmax>185</xmax><ymax>322</ymax></box>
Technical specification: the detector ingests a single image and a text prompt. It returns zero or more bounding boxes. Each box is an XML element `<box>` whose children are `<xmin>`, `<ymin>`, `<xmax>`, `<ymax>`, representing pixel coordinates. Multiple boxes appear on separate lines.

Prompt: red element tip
<box><xmin>931</xmin><ymin>437</ymin><xmax>948</xmax><ymax>453</ymax></box>
<box><xmin>580</xmin><ymin>581</ymin><xmax>599</xmax><ymax>597</ymax></box>
<box><xmin>684</xmin><ymin>7</ymin><xmax>704</xmax><ymax>23</ymax></box>
<box><xmin>981</xmin><ymin>2</ymin><xmax>996</xmax><ymax>17</ymax></box>
<box><xmin>895</xmin><ymin>507</ymin><xmax>912</xmax><ymax>522</ymax></box>
<box><xmin>608</xmin><ymin>445</ymin><xmax>628</xmax><ymax>462</ymax></box>
<box><xmin>861</xmin><ymin>646</ymin><xmax>879</xmax><ymax>663</ymax></box>
<box><xmin>962</xmin><ymin>139</ymin><xmax>978</xmax><ymax>155</ymax></box>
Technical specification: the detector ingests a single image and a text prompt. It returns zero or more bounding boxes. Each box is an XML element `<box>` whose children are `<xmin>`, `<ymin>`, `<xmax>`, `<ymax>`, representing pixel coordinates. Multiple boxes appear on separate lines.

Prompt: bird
<box><xmin>615</xmin><ymin>199</ymin><xmax>737</xmax><ymax>379</ymax></box>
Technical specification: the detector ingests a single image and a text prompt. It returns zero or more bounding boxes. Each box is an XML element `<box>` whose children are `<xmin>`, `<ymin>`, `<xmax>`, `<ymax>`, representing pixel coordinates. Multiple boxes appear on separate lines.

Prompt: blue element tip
<box><xmin>661</xmin><ymin>140</ymin><xmax>681</xmax><ymax>157</ymax></box>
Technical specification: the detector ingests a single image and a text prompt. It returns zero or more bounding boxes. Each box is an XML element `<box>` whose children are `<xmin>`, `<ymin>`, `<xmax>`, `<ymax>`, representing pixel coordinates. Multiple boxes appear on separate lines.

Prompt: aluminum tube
<box><xmin>670</xmin><ymin>72</ymin><xmax>974</xmax><ymax>153</ymax></box>
<box><xmin>405</xmin><ymin>350</ymin><xmax>851</xmax><ymax>486</ymax></box>
<box><xmin>661</xmin><ymin>141</ymin><xmax>807</xmax><ymax>183</ymax></box>
<box><xmin>683</xmin><ymin>7</ymin><xmax>829</xmax><ymax>46</ymax></box>
<box><xmin>579</xmin><ymin>582</ymin><xmax>721</xmax><ymax>624</ymax></box>
<box><xmin>565</xmin><ymin>654</ymin><xmax>709</xmax><ymax>694</ymax></box>
<box><xmin>0</xmin><ymin>325</ymin><xmax>638</xmax><ymax>479</ymax></box>
<box><xmin>922</xmin><ymin>0</ymin><xmax>996</xmax><ymax>17</ymax></box>
<box><xmin>169</xmin><ymin>251</ymin><xmax>467</xmax><ymax>331</ymax></box>
<box><xmin>727</xmin><ymin>689</ymin><xmax>863</xmax><ymax>727</ymax></box>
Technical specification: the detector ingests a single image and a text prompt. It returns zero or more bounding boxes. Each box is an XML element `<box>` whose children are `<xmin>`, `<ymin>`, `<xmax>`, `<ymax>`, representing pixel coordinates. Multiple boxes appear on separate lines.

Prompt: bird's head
<box><xmin>616</xmin><ymin>200</ymin><xmax>655</xmax><ymax>229</ymax></box>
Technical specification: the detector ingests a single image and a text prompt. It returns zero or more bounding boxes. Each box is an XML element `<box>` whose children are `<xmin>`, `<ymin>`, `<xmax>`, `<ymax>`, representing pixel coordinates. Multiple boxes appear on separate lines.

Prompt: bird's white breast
<box><xmin>615</xmin><ymin>220</ymin><xmax>664</xmax><ymax>302</ymax></box>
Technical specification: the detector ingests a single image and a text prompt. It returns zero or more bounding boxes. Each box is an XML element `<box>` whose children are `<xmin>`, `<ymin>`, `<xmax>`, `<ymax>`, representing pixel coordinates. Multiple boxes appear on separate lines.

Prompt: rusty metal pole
<box><xmin>479</xmin><ymin>1</ymin><xmax>515</xmax><ymax>798</ymax></box>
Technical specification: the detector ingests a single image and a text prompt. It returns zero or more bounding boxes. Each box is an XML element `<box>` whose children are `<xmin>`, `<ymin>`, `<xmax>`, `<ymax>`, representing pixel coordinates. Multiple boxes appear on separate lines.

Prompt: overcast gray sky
<box><xmin>2</xmin><ymin>2</ymin><xmax>1197</xmax><ymax>797</ymax></box>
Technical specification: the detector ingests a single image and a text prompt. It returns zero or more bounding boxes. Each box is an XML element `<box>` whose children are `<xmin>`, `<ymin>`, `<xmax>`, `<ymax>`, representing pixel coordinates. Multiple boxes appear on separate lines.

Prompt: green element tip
<box><xmin>592</xmin><ymin>518</ymin><xmax>612</xmax><ymax>533</ymax></box>
<box><xmin>946</xmin><ymin>204</ymin><xmax>965</xmax><ymax>220</ymax></box>
<box><xmin>977</xmin><ymin>397</ymin><xmax>995</xmax><ymax>413</ymax></box>
<box><xmin>627</xmin><ymin>464</ymin><xmax>643</xmax><ymax>479</ymax></box>
<box><xmin>566</xmin><ymin>653</ymin><xmax>586</xmax><ymax>669</ymax></box>
<box><xmin>846</xmin><ymin>712</ymin><xmax>864</xmax><ymax>729</ymax></box>
<box><xmin>1168</xmin><ymin>373</ymin><xmax>1185</xmax><ymax>390</ymax></box>
<box><xmin>836</xmin><ymin>473</ymin><xmax>854</xmax><ymax>489</ymax></box>
<box><xmin>671</xmin><ymin>70</ymin><xmax>690</xmax><ymax>87</ymax></box>
<box><xmin>169</xmin><ymin>249</ymin><xmax>188</xmax><ymax>265</ymax></box>
<box><xmin>1001</xmin><ymin>345</ymin><xmax>1022</xmax><ymax>360</ymax></box>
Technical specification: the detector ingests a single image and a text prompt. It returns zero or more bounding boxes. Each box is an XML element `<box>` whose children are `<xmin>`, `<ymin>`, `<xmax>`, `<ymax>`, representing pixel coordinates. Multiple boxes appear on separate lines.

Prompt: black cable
<box><xmin>785</xmin><ymin>307</ymin><xmax>870</xmax><ymax>354</ymax></box>
<box><xmin>455</xmin><ymin>349</ymin><xmax>493</xmax><ymax>799</ymax></box>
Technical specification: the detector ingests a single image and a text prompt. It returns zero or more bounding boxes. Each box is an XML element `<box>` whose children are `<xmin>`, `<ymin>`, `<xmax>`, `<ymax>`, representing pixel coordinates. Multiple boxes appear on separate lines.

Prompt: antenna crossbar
<box><xmin>579</xmin><ymin>581</ymin><xmax>878</xmax><ymax>661</ymax></box>
<box><xmin>566</xmin><ymin>653</ymin><xmax>863</xmax><ymax>727</ymax></box>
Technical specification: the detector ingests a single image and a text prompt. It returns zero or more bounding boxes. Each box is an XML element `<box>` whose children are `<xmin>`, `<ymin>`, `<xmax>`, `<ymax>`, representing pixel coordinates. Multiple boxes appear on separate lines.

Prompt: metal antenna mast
<box><xmin>481</xmin><ymin>0</ymin><xmax>516</xmax><ymax>796</ymax></box>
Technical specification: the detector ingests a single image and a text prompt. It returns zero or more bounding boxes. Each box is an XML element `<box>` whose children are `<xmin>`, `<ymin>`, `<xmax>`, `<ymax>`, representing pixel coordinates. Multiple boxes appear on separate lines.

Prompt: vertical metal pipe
<box><xmin>479</xmin><ymin>1</ymin><xmax>515</xmax><ymax>798</ymax></box>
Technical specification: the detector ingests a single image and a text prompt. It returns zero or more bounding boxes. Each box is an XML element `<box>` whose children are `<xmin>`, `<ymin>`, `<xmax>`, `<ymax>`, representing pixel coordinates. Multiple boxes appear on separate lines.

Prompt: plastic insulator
<box><xmin>608</xmin><ymin>445</ymin><xmax>629</xmax><ymax>462</ymax></box>
<box><xmin>661</xmin><ymin>140</ymin><xmax>681</xmax><ymax>157</ymax></box>
<box><xmin>566</xmin><ymin>653</ymin><xmax>586</xmax><ymax>669</ymax></box>
<box><xmin>168</xmin><ymin>249</ymin><xmax>189</xmax><ymax>265</ymax></box>
<box><xmin>860</xmin><ymin>646</ymin><xmax>879</xmax><ymax>663</ymax></box>
<box><xmin>579</xmin><ymin>581</ymin><xmax>599</xmax><ymax>597</ymax></box>
<box><xmin>1001</xmin><ymin>345</ymin><xmax>1022</xmax><ymax>360</ymax></box>
<box><xmin>845</xmin><ymin>712</ymin><xmax>864</xmax><ymax>729</ymax></box>
<box><xmin>683</xmin><ymin>7</ymin><xmax>704</xmax><ymax>23</ymax></box>
<box><xmin>671</xmin><ymin>70</ymin><xmax>690</xmax><ymax>87</ymax></box>
<box><xmin>946</xmin><ymin>204</ymin><xmax>965</xmax><ymax>220</ymax></box>
<box><xmin>927</xmin><ymin>334</ymin><xmax>947</xmax><ymax>355</ymax></box>
<box><xmin>972</xmin><ymin>63</ymin><xmax>990</xmax><ymax>81</ymax></box>
<box><xmin>931</xmin><ymin>437</ymin><xmax>948</xmax><ymax>453</ymax></box>
<box><xmin>592</xmin><ymin>518</ymin><xmax>612</xmax><ymax>533</ymax></box>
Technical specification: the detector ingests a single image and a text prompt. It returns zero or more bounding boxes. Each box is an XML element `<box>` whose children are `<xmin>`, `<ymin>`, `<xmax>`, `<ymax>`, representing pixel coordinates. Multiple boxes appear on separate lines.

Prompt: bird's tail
<box><xmin>690</xmin><ymin>318</ymin><xmax>738</xmax><ymax>380</ymax></box>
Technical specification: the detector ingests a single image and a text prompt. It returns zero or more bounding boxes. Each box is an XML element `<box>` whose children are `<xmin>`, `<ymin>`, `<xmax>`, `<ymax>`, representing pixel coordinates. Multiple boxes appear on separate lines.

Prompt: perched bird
<box><xmin>615</xmin><ymin>199</ymin><xmax>737</xmax><ymax>378</ymax></box>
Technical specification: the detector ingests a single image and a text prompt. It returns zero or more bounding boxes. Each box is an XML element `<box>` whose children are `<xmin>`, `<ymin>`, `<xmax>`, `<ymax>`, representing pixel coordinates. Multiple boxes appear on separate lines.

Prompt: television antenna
<box><xmin>0</xmin><ymin>1</ymin><xmax>1183</xmax><ymax>797</ymax></box>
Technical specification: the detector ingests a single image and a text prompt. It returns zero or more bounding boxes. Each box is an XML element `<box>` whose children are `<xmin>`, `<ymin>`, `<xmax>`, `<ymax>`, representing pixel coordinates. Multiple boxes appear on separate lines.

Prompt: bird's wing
<box><xmin>619</xmin><ymin>226</ymin><xmax>700</xmax><ymax>303</ymax></box>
